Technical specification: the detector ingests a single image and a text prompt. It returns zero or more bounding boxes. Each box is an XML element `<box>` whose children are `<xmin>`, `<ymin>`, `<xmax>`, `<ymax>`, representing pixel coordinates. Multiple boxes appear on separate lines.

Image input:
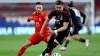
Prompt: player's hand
<box><xmin>54</xmin><ymin>30</ymin><xmax>58</xmax><ymax>36</ymax></box>
<box><xmin>50</xmin><ymin>30</ymin><xmax>58</xmax><ymax>37</ymax></box>
<box><xmin>40</xmin><ymin>30</ymin><xmax>44</xmax><ymax>36</ymax></box>
<box><xmin>51</xmin><ymin>30</ymin><xmax>58</xmax><ymax>35</ymax></box>
<box><xmin>27</xmin><ymin>19</ymin><xmax>31</xmax><ymax>22</ymax></box>
<box><xmin>27</xmin><ymin>16</ymin><xmax>33</xmax><ymax>22</ymax></box>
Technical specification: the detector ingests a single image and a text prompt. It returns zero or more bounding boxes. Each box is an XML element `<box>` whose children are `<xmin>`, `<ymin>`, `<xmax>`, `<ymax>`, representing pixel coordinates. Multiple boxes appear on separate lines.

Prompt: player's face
<box><xmin>55</xmin><ymin>5</ymin><xmax>64</xmax><ymax>12</ymax></box>
<box><xmin>35</xmin><ymin>5</ymin><xmax>43</xmax><ymax>13</ymax></box>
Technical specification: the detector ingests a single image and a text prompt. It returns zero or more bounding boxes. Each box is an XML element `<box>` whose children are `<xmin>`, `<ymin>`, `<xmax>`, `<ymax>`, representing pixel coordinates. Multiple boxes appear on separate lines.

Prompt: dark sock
<box><xmin>42</xmin><ymin>41</ymin><xmax>58</xmax><ymax>56</ymax></box>
<box><xmin>42</xmin><ymin>47</ymin><xmax>51</xmax><ymax>56</ymax></box>
<box><xmin>64</xmin><ymin>40</ymin><xmax>70</xmax><ymax>47</ymax></box>
<box><xmin>42</xmin><ymin>35</ymin><xmax>58</xmax><ymax>56</ymax></box>
<box><xmin>79</xmin><ymin>38</ymin><xmax>85</xmax><ymax>43</ymax></box>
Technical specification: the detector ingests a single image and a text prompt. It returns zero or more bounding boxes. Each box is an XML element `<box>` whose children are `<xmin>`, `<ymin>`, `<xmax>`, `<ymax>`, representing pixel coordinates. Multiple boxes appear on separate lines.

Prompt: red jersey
<box><xmin>28</xmin><ymin>12</ymin><xmax>50</xmax><ymax>33</ymax></box>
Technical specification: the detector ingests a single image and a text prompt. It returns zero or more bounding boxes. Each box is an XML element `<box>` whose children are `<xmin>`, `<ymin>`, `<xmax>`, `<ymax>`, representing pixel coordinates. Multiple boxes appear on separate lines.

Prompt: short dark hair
<box><xmin>68</xmin><ymin>1</ymin><xmax>74</xmax><ymax>7</ymax></box>
<box><xmin>55</xmin><ymin>0</ymin><xmax>64</xmax><ymax>5</ymax></box>
<box><xmin>36</xmin><ymin>2</ymin><xmax>43</xmax><ymax>5</ymax></box>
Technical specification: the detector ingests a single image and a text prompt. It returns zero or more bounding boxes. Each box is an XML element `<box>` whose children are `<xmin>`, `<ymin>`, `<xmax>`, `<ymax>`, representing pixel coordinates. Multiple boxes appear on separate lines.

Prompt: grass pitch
<box><xmin>0</xmin><ymin>34</ymin><xmax>100</xmax><ymax>56</ymax></box>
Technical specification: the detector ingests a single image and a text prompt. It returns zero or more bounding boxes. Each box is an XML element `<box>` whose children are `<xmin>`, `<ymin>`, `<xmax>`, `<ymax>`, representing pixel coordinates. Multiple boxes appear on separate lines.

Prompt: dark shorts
<box><xmin>56</xmin><ymin>30</ymin><xmax>69</xmax><ymax>45</ymax></box>
<box><xmin>51</xmin><ymin>24</ymin><xmax>70</xmax><ymax>45</ymax></box>
<box><xmin>28</xmin><ymin>32</ymin><xmax>51</xmax><ymax>45</ymax></box>
<box><xmin>47</xmin><ymin>30</ymin><xmax>70</xmax><ymax>46</ymax></box>
<box><xmin>51</xmin><ymin>31</ymin><xmax>69</xmax><ymax>44</ymax></box>
<box><xmin>71</xmin><ymin>24</ymin><xmax>82</xmax><ymax>35</ymax></box>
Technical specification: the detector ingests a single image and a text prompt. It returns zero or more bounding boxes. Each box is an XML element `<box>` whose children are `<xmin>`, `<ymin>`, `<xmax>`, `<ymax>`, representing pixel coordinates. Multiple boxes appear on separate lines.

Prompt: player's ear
<box><xmin>41</xmin><ymin>3</ymin><xmax>43</xmax><ymax>9</ymax></box>
<box><xmin>35</xmin><ymin>5</ymin><xmax>37</xmax><ymax>10</ymax></box>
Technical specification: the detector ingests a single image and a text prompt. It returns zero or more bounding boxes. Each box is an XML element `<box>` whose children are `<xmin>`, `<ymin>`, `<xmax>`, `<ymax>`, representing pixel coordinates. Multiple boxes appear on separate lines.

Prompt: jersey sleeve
<box><xmin>63</xmin><ymin>10</ymin><xmax>70</xmax><ymax>22</ymax></box>
<box><xmin>28</xmin><ymin>12</ymin><xmax>35</xmax><ymax>20</ymax></box>
<box><xmin>80</xmin><ymin>11</ymin><xmax>86</xmax><ymax>24</ymax></box>
<box><xmin>43</xmin><ymin>12</ymin><xmax>48</xmax><ymax>19</ymax></box>
<box><xmin>28</xmin><ymin>16</ymin><xmax>34</xmax><ymax>20</ymax></box>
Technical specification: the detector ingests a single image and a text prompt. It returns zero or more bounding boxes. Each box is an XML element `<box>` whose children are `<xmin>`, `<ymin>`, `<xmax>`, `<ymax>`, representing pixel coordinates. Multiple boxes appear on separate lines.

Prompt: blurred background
<box><xmin>0</xmin><ymin>0</ymin><xmax>99</xmax><ymax>35</ymax></box>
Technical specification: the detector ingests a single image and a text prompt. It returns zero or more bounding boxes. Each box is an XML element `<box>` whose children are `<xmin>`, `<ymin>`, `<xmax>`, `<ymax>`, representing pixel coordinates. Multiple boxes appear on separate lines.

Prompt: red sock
<box><xmin>49</xmin><ymin>51</ymin><xmax>52</xmax><ymax>56</ymax></box>
<box><xmin>17</xmin><ymin>46</ymin><xmax>26</xmax><ymax>56</ymax></box>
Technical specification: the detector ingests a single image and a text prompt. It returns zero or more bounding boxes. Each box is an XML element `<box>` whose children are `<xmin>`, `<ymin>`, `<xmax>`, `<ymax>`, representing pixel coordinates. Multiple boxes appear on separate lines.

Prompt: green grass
<box><xmin>0</xmin><ymin>34</ymin><xmax>100</xmax><ymax>56</ymax></box>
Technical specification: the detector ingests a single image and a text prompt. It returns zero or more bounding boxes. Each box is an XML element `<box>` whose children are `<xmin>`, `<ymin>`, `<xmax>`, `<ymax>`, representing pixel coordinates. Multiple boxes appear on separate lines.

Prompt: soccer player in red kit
<box><xmin>17</xmin><ymin>2</ymin><xmax>52</xmax><ymax>56</ymax></box>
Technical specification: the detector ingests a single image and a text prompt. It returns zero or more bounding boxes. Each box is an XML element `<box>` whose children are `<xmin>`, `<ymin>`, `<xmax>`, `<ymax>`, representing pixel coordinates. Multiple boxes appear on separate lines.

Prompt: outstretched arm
<box><xmin>27</xmin><ymin>16</ymin><xmax>34</xmax><ymax>22</ymax></box>
<box><xmin>40</xmin><ymin>18</ymin><xmax>50</xmax><ymax>35</ymax></box>
<box><xmin>40</xmin><ymin>10</ymin><xmax>54</xmax><ymax>35</ymax></box>
<box><xmin>80</xmin><ymin>11</ymin><xmax>86</xmax><ymax>24</ymax></box>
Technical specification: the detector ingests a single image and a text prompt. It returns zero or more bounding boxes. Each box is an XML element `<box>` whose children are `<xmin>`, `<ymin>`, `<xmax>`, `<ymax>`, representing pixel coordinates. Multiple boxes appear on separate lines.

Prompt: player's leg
<box><xmin>43</xmin><ymin>33</ymin><xmax>52</xmax><ymax>56</ymax></box>
<box><xmin>41</xmin><ymin>31</ymin><xmax>68</xmax><ymax>56</ymax></box>
<box><xmin>72</xmin><ymin>25</ymin><xmax>89</xmax><ymax>48</ymax></box>
<box><xmin>72</xmin><ymin>34</ymin><xmax>89</xmax><ymax>48</ymax></box>
<box><xmin>64</xmin><ymin>33</ymin><xmax>71</xmax><ymax>47</ymax></box>
<box><xmin>43</xmin><ymin>32</ymin><xmax>51</xmax><ymax>43</ymax></box>
<box><xmin>59</xmin><ymin>33</ymin><xmax>71</xmax><ymax>51</ymax></box>
<box><xmin>17</xmin><ymin>40</ymin><xmax>32</xmax><ymax>56</ymax></box>
<box><xmin>41</xmin><ymin>34</ymin><xmax>59</xmax><ymax>56</ymax></box>
<box><xmin>59</xmin><ymin>22</ymin><xmax>72</xmax><ymax>51</ymax></box>
<box><xmin>17</xmin><ymin>33</ymin><xmax>42</xmax><ymax>56</ymax></box>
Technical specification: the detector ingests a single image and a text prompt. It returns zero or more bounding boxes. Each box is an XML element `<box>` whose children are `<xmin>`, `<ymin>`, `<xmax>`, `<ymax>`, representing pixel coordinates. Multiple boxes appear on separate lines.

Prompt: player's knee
<box><xmin>23</xmin><ymin>41</ymin><xmax>32</xmax><ymax>48</ymax></box>
<box><xmin>23</xmin><ymin>44</ymin><xmax>31</xmax><ymax>48</ymax></box>
<box><xmin>73</xmin><ymin>35</ymin><xmax>79</xmax><ymax>40</ymax></box>
<box><xmin>73</xmin><ymin>37</ymin><xmax>78</xmax><ymax>40</ymax></box>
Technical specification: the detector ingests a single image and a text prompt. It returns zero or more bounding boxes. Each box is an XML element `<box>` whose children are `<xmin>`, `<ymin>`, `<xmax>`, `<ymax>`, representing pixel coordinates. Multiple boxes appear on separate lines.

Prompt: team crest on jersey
<box><xmin>60</xmin><ymin>15</ymin><xmax>63</xmax><ymax>20</ymax></box>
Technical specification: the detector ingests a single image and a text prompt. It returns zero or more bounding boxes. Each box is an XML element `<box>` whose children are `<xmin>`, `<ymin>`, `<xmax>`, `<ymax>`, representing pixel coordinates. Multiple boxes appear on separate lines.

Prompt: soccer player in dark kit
<box><xmin>59</xmin><ymin>1</ymin><xmax>89</xmax><ymax>51</ymax></box>
<box><xmin>39</xmin><ymin>0</ymin><xmax>71</xmax><ymax>56</ymax></box>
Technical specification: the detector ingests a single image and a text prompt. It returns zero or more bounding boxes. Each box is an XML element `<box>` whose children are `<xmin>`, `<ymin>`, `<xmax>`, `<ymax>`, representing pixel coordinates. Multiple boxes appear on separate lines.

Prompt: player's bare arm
<box><xmin>40</xmin><ymin>17</ymin><xmax>50</xmax><ymax>35</ymax></box>
<box><xmin>40</xmin><ymin>9</ymin><xmax>54</xmax><ymax>35</ymax></box>
<box><xmin>56</xmin><ymin>22</ymin><xmax>69</xmax><ymax>33</ymax></box>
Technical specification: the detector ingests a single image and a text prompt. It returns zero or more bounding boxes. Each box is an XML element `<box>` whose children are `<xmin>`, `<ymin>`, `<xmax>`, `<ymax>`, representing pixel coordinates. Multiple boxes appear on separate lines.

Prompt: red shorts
<box><xmin>28</xmin><ymin>32</ymin><xmax>51</xmax><ymax>45</ymax></box>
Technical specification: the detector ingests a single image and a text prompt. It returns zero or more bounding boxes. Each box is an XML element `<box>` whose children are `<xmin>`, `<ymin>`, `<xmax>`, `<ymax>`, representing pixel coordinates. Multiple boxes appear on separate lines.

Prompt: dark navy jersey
<box><xmin>68</xmin><ymin>8</ymin><xmax>86</xmax><ymax>25</ymax></box>
<box><xmin>48</xmin><ymin>9</ymin><xmax>70</xmax><ymax>30</ymax></box>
